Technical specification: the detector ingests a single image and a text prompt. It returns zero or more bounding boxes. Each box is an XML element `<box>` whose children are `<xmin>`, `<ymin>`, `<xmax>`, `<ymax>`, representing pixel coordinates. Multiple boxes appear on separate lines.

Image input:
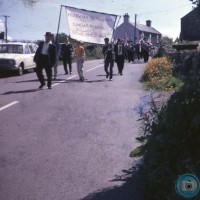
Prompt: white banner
<box><xmin>65</xmin><ymin>6</ymin><xmax>117</xmax><ymax>44</ymax></box>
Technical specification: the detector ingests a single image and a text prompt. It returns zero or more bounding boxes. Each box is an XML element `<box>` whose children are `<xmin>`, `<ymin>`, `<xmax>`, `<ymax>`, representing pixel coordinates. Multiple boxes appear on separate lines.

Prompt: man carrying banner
<box><xmin>102</xmin><ymin>37</ymin><xmax>115</xmax><ymax>81</ymax></box>
<box><xmin>60</xmin><ymin>37</ymin><xmax>74</xmax><ymax>75</ymax></box>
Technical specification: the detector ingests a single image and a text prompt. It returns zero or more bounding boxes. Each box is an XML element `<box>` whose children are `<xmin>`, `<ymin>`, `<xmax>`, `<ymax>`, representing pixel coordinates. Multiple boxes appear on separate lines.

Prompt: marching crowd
<box><xmin>33</xmin><ymin>32</ymin><xmax>86</xmax><ymax>89</ymax></box>
<box><xmin>33</xmin><ymin>32</ymin><xmax>154</xmax><ymax>89</ymax></box>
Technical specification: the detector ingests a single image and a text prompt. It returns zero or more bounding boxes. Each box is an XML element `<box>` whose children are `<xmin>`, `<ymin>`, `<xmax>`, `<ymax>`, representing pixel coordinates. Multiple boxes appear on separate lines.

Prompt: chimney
<box><xmin>146</xmin><ymin>20</ymin><xmax>151</xmax><ymax>27</ymax></box>
<box><xmin>124</xmin><ymin>13</ymin><xmax>130</xmax><ymax>23</ymax></box>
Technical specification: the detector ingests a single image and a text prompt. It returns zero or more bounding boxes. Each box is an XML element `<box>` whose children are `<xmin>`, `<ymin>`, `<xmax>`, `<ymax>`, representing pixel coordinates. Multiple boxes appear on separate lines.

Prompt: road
<box><xmin>0</xmin><ymin>59</ymin><xmax>146</xmax><ymax>200</ymax></box>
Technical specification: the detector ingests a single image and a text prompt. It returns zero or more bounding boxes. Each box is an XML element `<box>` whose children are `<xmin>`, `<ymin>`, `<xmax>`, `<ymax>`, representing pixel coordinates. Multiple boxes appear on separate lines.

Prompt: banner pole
<box><xmin>111</xmin><ymin>15</ymin><xmax>121</xmax><ymax>42</ymax></box>
<box><xmin>56</xmin><ymin>5</ymin><xmax>63</xmax><ymax>42</ymax></box>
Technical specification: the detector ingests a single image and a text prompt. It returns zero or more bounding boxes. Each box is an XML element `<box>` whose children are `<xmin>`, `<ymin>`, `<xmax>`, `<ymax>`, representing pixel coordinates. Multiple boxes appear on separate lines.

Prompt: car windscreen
<box><xmin>0</xmin><ymin>45</ymin><xmax>23</xmax><ymax>54</ymax></box>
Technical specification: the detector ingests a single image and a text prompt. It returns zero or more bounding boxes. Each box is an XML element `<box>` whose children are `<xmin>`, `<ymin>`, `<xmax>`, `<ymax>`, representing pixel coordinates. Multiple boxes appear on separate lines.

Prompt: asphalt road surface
<box><xmin>0</xmin><ymin>59</ymin><xmax>146</xmax><ymax>200</ymax></box>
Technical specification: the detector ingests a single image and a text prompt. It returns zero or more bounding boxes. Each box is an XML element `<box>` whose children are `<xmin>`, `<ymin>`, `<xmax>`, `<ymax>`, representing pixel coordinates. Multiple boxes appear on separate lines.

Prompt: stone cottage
<box><xmin>113</xmin><ymin>13</ymin><xmax>162</xmax><ymax>46</ymax></box>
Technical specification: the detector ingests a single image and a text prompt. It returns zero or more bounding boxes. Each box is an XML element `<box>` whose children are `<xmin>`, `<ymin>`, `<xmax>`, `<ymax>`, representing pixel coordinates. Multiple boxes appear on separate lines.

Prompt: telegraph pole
<box><xmin>2</xmin><ymin>15</ymin><xmax>10</xmax><ymax>43</ymax></box>
<box><xmin>134</xmin><ymin>14</ymin><xmax>137</xmax><ymax>43</ymax></box>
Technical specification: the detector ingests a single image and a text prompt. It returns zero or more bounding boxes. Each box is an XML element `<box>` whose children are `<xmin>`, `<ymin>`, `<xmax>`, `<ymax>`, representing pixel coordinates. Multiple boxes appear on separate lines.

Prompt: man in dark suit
<box><xmin>141</xmin><ymin>39</ymin><xmax>151</xmax><ymax>63</ymax></box>
<box><xmin>114</xmin><ymin>39</ymin><xmax>126</xmax><ymax>75</ymax></box>
<box><xmin>60</xmin><ymin>37</ymin><xmax>74</xmax><ymax>74</ymax></box>
<box><xmin>34</xmin><ymin>32</ymin><xmax>56</xmax><ymax>89</ymax></box>
<box><xmin>125</xmin><ymin>40</ymin><xmax>134</xmax><ymax>63</ymax></box>
<box><xmin>102</xmin><ymin>37</ymin><xmax>115</xmax><ymax>81</ymax></box>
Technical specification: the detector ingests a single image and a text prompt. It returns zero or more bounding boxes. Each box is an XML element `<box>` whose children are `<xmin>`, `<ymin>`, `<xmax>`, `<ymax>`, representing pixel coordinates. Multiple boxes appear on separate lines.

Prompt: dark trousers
<box><xmin>116</xmin><ymin>56</ymin><xmax>124</xmax><ymax>74</ymax></box>
<box><xmin>127</xmin><ymin>50</ymin><xmax>133</xmax><ymax>62</ymax></box>
<box><xmin>143</xmin><ymin>51</ymin><xmax>149</xmax><ymax>63</ymax></box>
<box><xmin>104</xmin><ymin>59</ymin><xmax>114</xmax><ymax>79</ymax></box>
<box><xmin>36</xmin><ymin>54</ymin><xmax>52</xmax><ymax>88</ymax></box>
<box><xmin>63</xmin><ymin>57</ymin><xmax>72</xmax><ymax>74</ymax></box>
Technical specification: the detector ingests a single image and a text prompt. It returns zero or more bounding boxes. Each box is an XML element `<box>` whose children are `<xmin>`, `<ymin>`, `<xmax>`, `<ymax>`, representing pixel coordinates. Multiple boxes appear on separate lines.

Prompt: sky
<box><xmin>0</xmin><ymin>0</ymin><xmax>195</xmax><ymax>41</ymax></box>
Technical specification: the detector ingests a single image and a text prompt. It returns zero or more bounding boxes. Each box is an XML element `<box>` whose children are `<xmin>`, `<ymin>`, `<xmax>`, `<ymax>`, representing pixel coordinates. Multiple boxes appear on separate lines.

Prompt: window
<box><xmin>0</xmin><ymin>45</ymin><xmax>23</xmax><ymax>53</ymax></box>
<box><xmin>0</xmin><ymin>45</ymin><xmax>7</xmax><ymax>53</ymax></box>
<box><xmin>24</xmin><ymin>45</ymin><xmax>30</xmax><ymax>54</ymax></box>
<box><xmin>29</xmin><ymin>45</ymin><xmax>35</xmax><ymax>53</ymax></box>
<box><xmin>32</xmin><ymin>44</ymin><xmax>38</xmax><ymax>52</ymax></box>
<box><xmin>15</xmin><ymin>45</ymin><xmax>23</xmax><ymax>54</ymax></box>
<box><xmin>156</xmin><ymin>35</ymin><xmax>159</xmax><ymax>43</ymax></box>
<box><xmin>149</xmin><ymin>34</ymin><xmax>152</xmax><ymax>43</ymax></box>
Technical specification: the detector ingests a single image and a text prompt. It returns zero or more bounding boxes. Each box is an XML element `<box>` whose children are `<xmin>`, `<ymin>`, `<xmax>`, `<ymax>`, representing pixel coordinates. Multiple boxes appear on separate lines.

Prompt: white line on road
<box><xmin>51</xmin><ymin>65</ymin><xmax>103</xmax><ymax>87</ymax></box>
<box><xmin>52</xmin><ymin>83</ymin><xmax>60</xmax><ymax>87</ymax></box>
<box><xmin>0</xmin><ymin>101</ymin><xmax>19</xmax><ymax>112</ymax></box>
<box><xmin>86</xmin><ymin>65</ymin><xmax>103</xmax><ymax>72</ymax></box>
<box><xmin>66</xmin><ymin>75</ymin><xmax>77</xmax><ymax>80</ymax></box>
<box><xmin>51</xmin><ymin>75</ymin><xmax>77</xmax><ymax>87</ymax></box>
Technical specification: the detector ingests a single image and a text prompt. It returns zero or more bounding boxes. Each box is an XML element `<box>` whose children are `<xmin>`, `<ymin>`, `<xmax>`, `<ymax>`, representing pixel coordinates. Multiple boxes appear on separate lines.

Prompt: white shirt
<box><xmin>41</xmin><ymin>42</ymin><xmax>51</xmax><ymax>55</ymax></box>
<box><xmin>118</xmin><ymin>45</ymin><xmax>122</xmax><ymax>55</ymax></box>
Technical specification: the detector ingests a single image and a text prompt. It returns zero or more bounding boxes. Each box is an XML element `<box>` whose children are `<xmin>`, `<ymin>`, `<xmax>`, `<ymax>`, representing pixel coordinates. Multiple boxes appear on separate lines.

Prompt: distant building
<box><xmin>180</xmin><ymin>7</ymin><xmax>200</xmax><ymax>41</ymax></box>
<box><xmin>113</xmin><ymin>13</ymin><xmax>162</xmax><ymax>46</ymax></box>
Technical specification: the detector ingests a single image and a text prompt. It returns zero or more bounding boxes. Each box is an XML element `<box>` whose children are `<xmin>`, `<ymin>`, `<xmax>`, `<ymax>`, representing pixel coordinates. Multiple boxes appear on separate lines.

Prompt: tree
<box><xmin>160</xmin><ymin>36</ymin><xmax>173</xmax><ymax>45</ymax></box>
<box><xmin>190</xmin><ymin>0</ymin><xmax>200</xmax><ymax>9</ymax></box>
<box><xmin>20</xmin><ymin>0</ymin><xmax>39</xmax><ymax>8</ymax></box>
<box><xmin>190</xmin><ymin>0</ymin><xmax>200</xmax><ymax>7</ymax></box>
<box><xmin>190</xmin><ymin>0</ymin><xmax>200</xmax><ymax>19</ymax></box>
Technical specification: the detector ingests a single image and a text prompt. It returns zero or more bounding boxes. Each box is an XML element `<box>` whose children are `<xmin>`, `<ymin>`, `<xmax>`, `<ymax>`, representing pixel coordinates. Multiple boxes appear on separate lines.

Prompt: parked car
<box><xmin>0</xmin><ymin>42</ymin><xmax>38</xmax><ymax>75</ymax></box>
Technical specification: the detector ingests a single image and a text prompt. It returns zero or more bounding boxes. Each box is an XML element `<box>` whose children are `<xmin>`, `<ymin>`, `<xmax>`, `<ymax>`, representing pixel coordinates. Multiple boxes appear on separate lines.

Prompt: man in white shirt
<box><xmin>34</xmin><ymin>32</ymin><xmax>56</xmax><ymax>89</ymax></box>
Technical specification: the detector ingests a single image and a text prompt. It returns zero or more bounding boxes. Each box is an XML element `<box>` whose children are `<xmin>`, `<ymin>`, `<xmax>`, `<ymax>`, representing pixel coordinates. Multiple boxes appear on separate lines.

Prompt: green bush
<box><xmin>147</xmin><ymin>84</ymin><xmax>200</xmax><ymax>199</ymax></box>
<box><xmin>142</xmin><ymin>57</ymin><xmax>184</xmax><ymax>91</ymax></box>
<box><xmin>143</xmin><ymin>57</ymin><xmax>172</xmax><ymax>82</ymax></box>
<box><xmin>133</xmin><ymin>78</ymin><xmax>200</xmax><ymax>199</ymax></box>
<box><xmin>85</xmin><ymin>46</ymin><xmax>103</xmax><ymax>60</ymax></box>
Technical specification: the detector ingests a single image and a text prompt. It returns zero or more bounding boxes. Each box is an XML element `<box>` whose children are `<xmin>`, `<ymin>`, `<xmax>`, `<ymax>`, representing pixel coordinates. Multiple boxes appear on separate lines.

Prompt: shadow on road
<box><xmin>1</xmin><ymin>89</ymin><xmax>39</xmax><ymax>95</ymax></box>
<box><xmin>61</xmin><ymin>79</ymin><xmax>106</xmax><ymax>83</ymax></box>
<box><xmin>80</xmin><ymin>163</ymin><xmax>144</xmax><ymax>200</ymax></box>
<box><xmin>0</xmin><ymin>73</ymin><xmax>16</xmax><ymax>78</ymax></box>
<box><xmin>15</xmin><ymin>79</ymin><xmax>39</xmax><ymax>83</ymax></box>
<box><xmin>0</xmin><ymin>70</ymin><xmax>33</xmax><ymax>78</ymax></box>
<box><xmin>62</xmin><ymin>79</ymin><xmax>83</xmax><ymax>83</ymax></box>
<box><xmin>85</xmin><ymin>79</ymin><xmax>106</xmax><ymax>83</ymax></box>
<box><xmin>96</xmin><ymin>73</ymin><xmax>119</xmax><ymax>77</ymax></box>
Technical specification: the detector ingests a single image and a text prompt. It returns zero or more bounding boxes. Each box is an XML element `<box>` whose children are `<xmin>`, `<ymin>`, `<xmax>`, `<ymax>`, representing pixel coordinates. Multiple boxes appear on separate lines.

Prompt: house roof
<box><xmin>132</xmin><ymin>23</ymin><xmax>161</xmax><ymax>35</ymax></box>
<box><xmin>181</xmin><ymin>7</ymin><xmax>199</xmax><ymax>19</ymax></box>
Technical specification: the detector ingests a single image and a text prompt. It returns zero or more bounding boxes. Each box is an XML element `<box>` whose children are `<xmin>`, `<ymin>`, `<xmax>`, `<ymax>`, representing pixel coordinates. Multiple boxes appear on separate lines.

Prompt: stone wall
<box><xmin>154</xmin><ymin>44</ymin><xmax>200</xmax><ymax>80</ymax></box>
